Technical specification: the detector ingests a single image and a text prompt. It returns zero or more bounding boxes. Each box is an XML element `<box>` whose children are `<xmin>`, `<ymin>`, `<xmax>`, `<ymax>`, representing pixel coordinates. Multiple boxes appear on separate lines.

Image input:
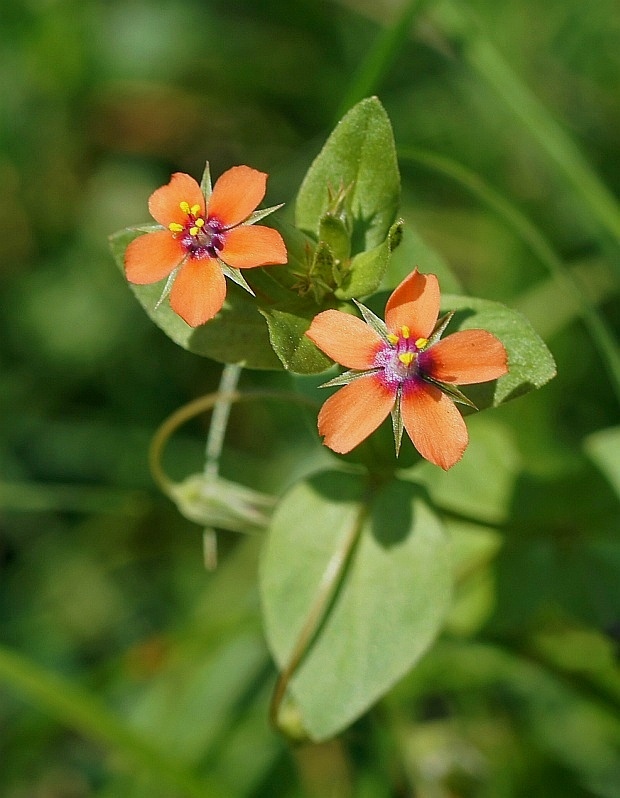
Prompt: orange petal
<box><xmin>307</xmin><ymin>310</ymin><xmax>383</xmax><ymax>370</ymax></box>
<box><xmin>169</xmin><ymin>258</ymin><xmax>226</xmax><ymax>327</ymax></box>
<box><xmin>385</xmin><ymin>269</ymin><xmax>440</xmax><ymax>339</ymax></box>
<box><xmin>148</xmin><ymin>173</ymin><xmax>205</xmax><ymax>227</ymax></box>
<box><xmin>124</xmin><ymin>230</ymin><xmax>184</xmax><ymax>284</ymax></box>
<box><xmin>401</xmin><ymin>381</ymin><xmax>468</xmax><ymax>470</ymax></box>
<box><xmin>317</xmin><ymin>375</ymin><xmax>395</xmax><ymax>454</ymax></box>
<box><xmin>207</xmin><ymin>166</ymin><xmax>267</xmax><ymax>227</ymax></box>
<box><xmin>218</xmin><ymin>225</ymin><xmax>287</xmax><ymax>269</ymax></box>
<box><xmin>422</xmin><ymin>330</ymin><xmax>508</xmax><ymax>384</ymax></box>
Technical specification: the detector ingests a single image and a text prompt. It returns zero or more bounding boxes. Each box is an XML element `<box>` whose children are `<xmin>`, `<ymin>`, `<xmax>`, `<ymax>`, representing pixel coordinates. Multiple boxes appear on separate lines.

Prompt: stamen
<box><xmin>194</xmin><ymin>218</ymin><xmax>205</xmax><ymax>228</ymax></box>
<box><xmin>401</xmin><ymin>325</ymin><xmax>410</xmax><ymax>339</ymax></box>
<box><xmin>398</xmin><ymin>352</ymin><xmax>415</xmax><ymax>366</ymax></box>
<box><xmin>179</xmin><ymin>201</ymin><xmax>190</xmax><ymax>214</ymax></box>
<box><xmin>415</xmin><ymin>337</ymin><xmax>428</xmax><ymax>350</ymax></box>
<box><xmin>190</xmin><ymin>204</ymin><xmax>201</xmax><ymax>215</ymax></box>
<box><xmin>168</xmin><ymin>222</ymin><xmax>184</xmax><ymax>232</ymax></box>
<box><xmin>387</xmin><ymin>333</ymin><xmax>399</xmax><ymax>345</ymax></box>
<box><xmin>189</xmin><ymin>226</ymin><xmax>199</xmax><ymax>236</ymax></box>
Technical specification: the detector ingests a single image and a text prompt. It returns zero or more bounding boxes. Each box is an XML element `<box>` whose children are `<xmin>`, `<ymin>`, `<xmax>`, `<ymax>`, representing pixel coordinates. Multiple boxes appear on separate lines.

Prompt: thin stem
<box><xmin>336</xmin><ymin>0</ymin><xmax>428</xmax><ymax>121</ymax></box>
<box><xmin>149</xmin><ymin>390</ymin><xmax>319</xmax><ymax>500</ymax></box>
<box><xmin>399</xmin><ymin>146</ymin><xmax>620</xmax><ymax>408</ymax></box>
<box><xmin>269</xmin><ymin>500</ymin><xmax>369</xmax><ymax>730</ymax></box>
<box><xmin>204</xmin><ymin>364</ymin><xmax>242</xmax><ymax>481</ymax></box>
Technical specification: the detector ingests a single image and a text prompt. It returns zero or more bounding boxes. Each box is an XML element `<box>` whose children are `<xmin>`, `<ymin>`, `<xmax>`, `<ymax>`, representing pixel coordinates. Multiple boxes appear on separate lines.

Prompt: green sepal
<box><xmin>200</xmin><ymin>161</ymin><xmax>212</xmax><ymax>201</ymax></box>
<box><xmin>318</xmin><ymin>213</ymin><xmax>351</xmax><ymax>262</ymax></box>
<box><xmin>353</xmin><ymin>299</ymin><xmax>390</xmax><ymax>341</ymax></box>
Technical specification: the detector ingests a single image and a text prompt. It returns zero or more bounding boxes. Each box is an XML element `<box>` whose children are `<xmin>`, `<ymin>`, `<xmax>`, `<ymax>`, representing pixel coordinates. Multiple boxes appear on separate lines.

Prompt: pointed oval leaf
<box><xmin>296</xmin><ymin>97</ymin><xmax>400</xmax><ymax>252</ymax></box>
<box><xmin>440</xmin><ymin>293</ymin><xmax>557</xmax><ymax>407</ymax></box>
<box><xmin>260</xmin><ymin>471</ymin><xmax>451</xmax><ymax>740</ymax></box>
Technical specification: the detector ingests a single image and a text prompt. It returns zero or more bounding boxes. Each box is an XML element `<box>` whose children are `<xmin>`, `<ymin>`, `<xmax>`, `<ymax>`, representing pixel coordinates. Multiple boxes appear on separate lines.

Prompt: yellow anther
<box><xmin>415</xmin><ymin>337</ymin><xmax>428</xmax><ymax>350</ymax></box>
<box><xmin>189</xmin><ymin>226</ymin><xmax>199</xmax><ymax>236</ymax></box>
<box><xmin>401</xmin><ymin>325</ymin><xmax>410</xmax><ymax>339</ymax></box>
<box><xmin>168</xmin><ymin>222</ymin><xmax>184</xmax><ymax>233</ymax></box>
<box><xmin>190</xmin><ymin>204</ymin><xmax>201</xmax><ymax>215</ymax></box>
<box><xmin>179</xmin><ymin>201</ymin><xmax>190</xmax><ymax>214</ymax></box>
<box><xmin>387</xmin><ymin>334</ymin><xmax>399</xmax><ymax>345</ymax></box>
<box><xmin>398</xmin><ymin>352</ymin><xmax>415</xmax><ymax>366</ymax></box>
<box><xmin>194</xmin><ymin>217</ymin><xmax>205</xmax><ymax>228</ymax></box>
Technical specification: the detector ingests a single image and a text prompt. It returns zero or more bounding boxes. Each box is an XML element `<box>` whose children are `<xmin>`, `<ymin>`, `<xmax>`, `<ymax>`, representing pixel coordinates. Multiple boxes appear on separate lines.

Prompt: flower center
<box><xmin>168</xmin><ymin>201</ymin><xmax>226</xmax><ymax>259</ymax></box>
<box><xmin>374</xmin><ymin>326</ymin><xmax>429</xmax><ymax>388</ymax></box>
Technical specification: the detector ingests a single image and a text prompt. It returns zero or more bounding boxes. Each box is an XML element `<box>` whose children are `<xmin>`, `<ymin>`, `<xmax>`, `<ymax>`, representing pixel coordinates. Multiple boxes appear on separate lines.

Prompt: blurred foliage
<box><xmin>0</xmin><ymin>0</ymin><xmax>619</xmax><ymax>796</ymax></box>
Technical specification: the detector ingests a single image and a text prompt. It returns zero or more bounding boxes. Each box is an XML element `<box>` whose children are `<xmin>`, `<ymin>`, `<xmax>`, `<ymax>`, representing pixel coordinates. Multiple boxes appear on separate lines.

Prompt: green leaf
<box><xmin>335</xmin><ymin>234</ymin><xmax>392</xmax><ymax>300</ymax></box>
<box><xmin>259</xmin><ymin>306</ymin><xmax>333</xmax><ymax>374</ymax></box>
<box><xmin>440</xmin><ymin>293</ymin><xmax>557</xmax><ymax>408</ymax></box>
<box><xmin>296</xmin><ymin>97</ymin><xmax>400</xmax><ymax>253</ymax></box>
<box><xmin>109</xmin><ymin>229</ymin><xmax>282</xmax><ymax>370</ymax></box>
<box><xmin>260</xmin><ymin>471</ymin><xmax>451</xmax><ymax>740</ymax></box>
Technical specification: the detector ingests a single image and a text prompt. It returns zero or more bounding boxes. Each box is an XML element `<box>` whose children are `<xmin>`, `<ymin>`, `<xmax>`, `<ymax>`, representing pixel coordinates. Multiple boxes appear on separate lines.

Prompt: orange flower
<box><xmin>124</xmin><ymin>165</ymin><xmax>287</xmax><ymax>326</ymax></box>
<box><xmin>306</xmin><ymin>269</ymin><xmax>508</xmax><ymax>469</ymax></box>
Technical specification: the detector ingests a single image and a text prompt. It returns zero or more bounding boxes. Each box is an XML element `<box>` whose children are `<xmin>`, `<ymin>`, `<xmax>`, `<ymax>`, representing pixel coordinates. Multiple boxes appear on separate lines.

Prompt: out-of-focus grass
<box><xmin>1</xmin><ymin>0</ymin><xmax>619</xmax><ymax>795</ymax></box>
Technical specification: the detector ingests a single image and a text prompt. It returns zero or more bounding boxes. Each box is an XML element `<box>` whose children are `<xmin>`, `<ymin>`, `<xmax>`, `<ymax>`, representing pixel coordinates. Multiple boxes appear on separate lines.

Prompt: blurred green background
<box><xmin>1</xmin><ymin>0</ymin><xmax>619</xmax><ymax>795</ymax></box>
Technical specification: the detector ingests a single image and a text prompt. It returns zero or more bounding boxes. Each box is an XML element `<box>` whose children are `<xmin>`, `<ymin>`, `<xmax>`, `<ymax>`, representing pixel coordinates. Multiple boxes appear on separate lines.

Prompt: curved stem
<box><xmin>149</xmin><ymin>389</ymin><xmax>319</xmax><ymax>499</ymax></box>
<box><xmin>269</xmin><ymin>500</ymin><xmax>369</xmax><ymax>730</ymax></box>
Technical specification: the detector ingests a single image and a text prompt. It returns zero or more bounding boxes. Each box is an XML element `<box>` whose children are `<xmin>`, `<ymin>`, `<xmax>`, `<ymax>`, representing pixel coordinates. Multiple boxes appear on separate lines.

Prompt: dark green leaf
<box><xmin>441</xmin><ymin>293</ymin><xmax>557</xmax><ymax>408</ymax></box>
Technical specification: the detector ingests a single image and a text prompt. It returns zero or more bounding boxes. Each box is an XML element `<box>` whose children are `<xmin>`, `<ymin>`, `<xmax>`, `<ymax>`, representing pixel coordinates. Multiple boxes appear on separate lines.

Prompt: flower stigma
<box><xmin>168</xmin><ymin>201</ymin><xmax>226</xmax><ymax>259</ymax></box>
<box><xmin>374</xmin><ymin>326</ymin><xmax>430</xmax><ymax>388</ymax></box>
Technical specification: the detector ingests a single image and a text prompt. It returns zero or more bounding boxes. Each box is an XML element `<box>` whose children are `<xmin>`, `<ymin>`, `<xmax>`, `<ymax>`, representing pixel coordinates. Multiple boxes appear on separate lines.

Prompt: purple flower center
<box><xmin>181</xmin><ymin>217</ymin><xmax>226</xmax><ymax>260</ymax></box>
<box><xmin>373</xmin><ymin>326</ymin><xmax>430</xmax><ymax>389</ymax></box>
<box><xmin>169</xmin><ymin>202</ymin><xmax>227</xmax><ymax>260</ymax></box>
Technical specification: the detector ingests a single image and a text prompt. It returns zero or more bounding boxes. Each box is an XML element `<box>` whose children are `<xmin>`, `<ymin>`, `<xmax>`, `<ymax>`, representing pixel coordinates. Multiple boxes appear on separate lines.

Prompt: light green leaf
<box><xmin>440</xmin><ymin>293</ymin><xmax>557</xmax><ymax>408</ymax></box>
<box><xmin>296</xmin><ymin>97</ymin><xmax>400</xmax><ymax>252</ymax></box>
<box><xmin>260</xmin><ymin>471</ymin><xmax>451</xmax><ymax>740</ymax></box>
<box><xmin>109</xmin><ymin>229</ymin><xmax>282</xmax><ymax>369</ymax></box>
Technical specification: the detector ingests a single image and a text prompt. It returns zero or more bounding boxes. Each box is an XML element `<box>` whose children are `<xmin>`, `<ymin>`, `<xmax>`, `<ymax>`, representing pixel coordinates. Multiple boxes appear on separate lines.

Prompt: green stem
<box><xmin>399</xmin><ymin>146</ymin><xmax>620</xmax><ymax>407</ymax></box>
<box><xmin>204</xmin><ymin>364</ymin><xmax>242</xmax><ymax>481</ymax></box>
<box><xmin>336</xmin><ymin>0</ymin><xmax>428</xmax><ymax>120</ymax></box>
<box><xmin>0</xmin><ymin>645</ymin><xmax>224</xmax><ymax>798</ymax></box>
<box><xmin>269</xmin><ymin>500</ymin><xmax>369</xmax><ymax>730</ymax></box>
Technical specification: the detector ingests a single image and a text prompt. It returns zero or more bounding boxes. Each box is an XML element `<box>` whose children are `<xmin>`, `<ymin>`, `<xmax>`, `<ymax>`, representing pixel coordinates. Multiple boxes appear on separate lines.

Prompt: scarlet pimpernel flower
<box><xmin>306</xmin><ymin>269</ymin><xmax>508</xmax><ymax>470</ymax></box>
<box><xmin>124</xmin><ymin>165</ymin><xmax>287</xmax><ymax>327</ymax></box>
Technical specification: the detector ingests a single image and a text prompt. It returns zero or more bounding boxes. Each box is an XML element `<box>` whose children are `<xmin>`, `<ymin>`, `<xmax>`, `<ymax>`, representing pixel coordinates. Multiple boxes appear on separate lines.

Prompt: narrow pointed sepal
<box><xmin>220</xmin><ymin>263</ymin><xmax>255</xmax><ymax>296</ymax></box>
<box><xmin>353</xmin><ymin>300</ymin><xmax>390</xmax><ymax>341</ymax></box>
<box><xmin>243</xmin><ymin>203</ymin><xmax>285</xmax><ymax>226</ymax></box>
<box><xmin>154</xmin><ymin>264</ymin><xmax>182</xmax><ymax>310</ymax></box>
<box><xmin>428</xmin><ymin>311</ymin><xmax>455</xmax><ymax>346</ymax></box>
<box><xmin>200</xmin><ymin>161</ymin><xmax>212</xmax><ymax>202</ymax></box>
<box><xmin>423</xmin><ymin>375</ymin><xmax>478</xmax><ymax>409</ymax></box>
<box><xmin>391</xmin><ymin>389</ymin><xmax>404</xmax><ymax>456</ymax></box>
<box><xmin>320</xmin><ymin>368</ymin><xmax>381</xmax><ymax>389</ymax></box>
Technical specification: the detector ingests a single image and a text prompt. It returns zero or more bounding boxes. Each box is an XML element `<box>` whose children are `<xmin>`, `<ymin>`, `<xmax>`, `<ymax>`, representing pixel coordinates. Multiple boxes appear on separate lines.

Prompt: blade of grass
<box><xmin>0</xmin><ymin>644</ymin><xmax>226</xmax><ymax>798</ymax></box>
<box><xmin>336</xmin><ymin>0</ymin><xmax>428</xmax><ymax>121</ymax></box>
<box><xmin>442</xmin><ymin>1</ymin><xmax>620</xmax><ymax>252</ymax></box>
<box><xmin>399</xmin><ymin>146</ymin><xmax>620</xmax><ymax>407</ymax></box>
